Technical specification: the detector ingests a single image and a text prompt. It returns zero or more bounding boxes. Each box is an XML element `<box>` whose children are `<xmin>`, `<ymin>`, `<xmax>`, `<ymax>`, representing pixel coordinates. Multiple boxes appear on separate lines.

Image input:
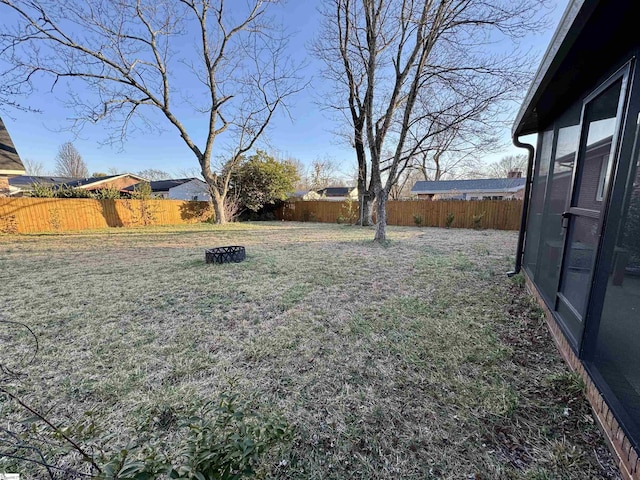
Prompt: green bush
<box><xmin>413</xmin><ymin>214</ymin><xmax>423</xmax><ymax>227</ymax></box>
<box><xmin>29</xmin><ymin>184</ymin><xmax>95</xmax><ymax>198</ymax></box>
<box><xmin>54</xmin><ymin>186</ymin><xmax>93</xmax><ymax>198</ymax></box>
<box><xmin>445</xmin><ymin>212</ymin><xmax>454</xmax><ymax>229</ymax></box>
<box><xmin>95</xmin><ymin>391</ymin><xmax>291</xmax><ymax>480</ymax></box>
<box><xmin>29</xmin><ymin>183</ymin><xmax>57</xmax><ymax>197</ymax></box>
<box><xmin>92</xmin><ymin>186</ymin><xmax>122</xmax><ymax>199</ymax></box>
<box><xmin>4</xmin><ymin>387</ymin><xmax>291</xmax><ymax>479</ymax></box>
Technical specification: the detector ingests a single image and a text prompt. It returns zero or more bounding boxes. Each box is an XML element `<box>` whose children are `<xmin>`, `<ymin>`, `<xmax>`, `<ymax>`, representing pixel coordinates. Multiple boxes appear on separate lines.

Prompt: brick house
<box><xmin>9</xmin><ymin>173</ymin><xmax>147</xmax><ymax>196</ymax></box>
<box><xmin>0</xmin><ymin>117</ymin><xmax>26</xmax><ymax>196</ymax></box>
<box><xmin>512</xmin><ymin>0</ymin><xmax>640</xmax><ymax>477</ymax></box>
<box><xmin>61</xmin><ymin>174</ymin><xmax>146</xmax><ymax>193</ymax></box>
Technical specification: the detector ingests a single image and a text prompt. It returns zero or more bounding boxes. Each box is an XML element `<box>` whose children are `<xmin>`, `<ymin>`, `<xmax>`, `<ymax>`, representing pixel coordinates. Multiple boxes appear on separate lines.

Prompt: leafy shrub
<box><xmin>92</xmin><ymin>186</ymin><xmax>122</xmax><ymax>199</ymax></box>
<box><xmin>472</xmin><ymin>212</ymin><xmax>485</xmax><ymax>230</ymax></box>
<box><xmin>29</xmin><ymin>184</ymin><xmax>93</xmax><ymax>198</ymax></box>
<box><xmin>29</xmin><ymin>183</ymin><xmax>56</xmax><ymax>197</ymax></box>
<box><xmin>3</xmin><ymin>387</ymin><xmax>291</xmax><ymax>479</ymax></box>
<box><xmin>98</xmin><ymin>391</ymin><xmax>291</xmax><ymax>480</ymax></box>
<box><xmin>413</xmin><ymin>214</ymin><xmax>423</xmax><ymax>227</ymax></box>
<box><xmin>445</xmin><ymin>212</ymin><xmax>454</xmax><ymax>229</ymax></box>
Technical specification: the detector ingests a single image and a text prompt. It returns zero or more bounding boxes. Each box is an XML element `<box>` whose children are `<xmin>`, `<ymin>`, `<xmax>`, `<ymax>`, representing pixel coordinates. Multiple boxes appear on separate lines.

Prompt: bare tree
<box><xmin>388</xmin><ymin>167</ymin><xmax>413</xmax><ymax>200</ymax></box>
<box><xmin>137</xmin><ymin>168</ymin><xmax>171</xmax><ymax>181</ymax></box>
<box><xmin>0</xmin><ymin>0</ymin><xmax>304</xmax><ymax>223</ymax></box>
<box><xmin>54</xmin><ymin>142</ymin><xmax>88</xmax><ymax>178</ymax></box>
<box><xmin>485</xmin><ymin>154</ymin><xmax>528</xmax><ymax>178</ymax></box>
<box><xmin>175</xmin><ymin>166</ymin><xmax>205</xmax><ymax>180</ymax></box>
<box><xmin>22</xmin><ymin>158</ymin><xmax>46</xmax><ymax>176</ymax></box>
<box><xmin>313</xmin><ymin>0</ymin><xmax>374</xmax><ymax>224</ymax></box>
<box><xmin>316</xmin><ymin>0</ymin><xmax>547</xmax><ymax>240</ymax></box>
<box><xmin>306</xmin><ymin>158</ymin><xmax>344</xmax><ymax>190</ymax></box>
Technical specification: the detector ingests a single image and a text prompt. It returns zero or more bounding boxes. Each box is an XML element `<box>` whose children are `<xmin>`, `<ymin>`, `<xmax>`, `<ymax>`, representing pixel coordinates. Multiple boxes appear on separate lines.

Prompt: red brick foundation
<box><xmin>0</xmin><ymin>176</ymin><xmax>9</xmax><ymax>196</ymax></box>
<box><xmin>525</xmin><ymin>273</ymin><xmax>639</xmax><ymax>479</ymax></box>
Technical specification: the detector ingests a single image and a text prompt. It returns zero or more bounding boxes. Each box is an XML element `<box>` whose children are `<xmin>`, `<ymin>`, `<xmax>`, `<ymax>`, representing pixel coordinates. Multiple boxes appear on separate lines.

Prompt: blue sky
<box><xmin>2</xmin><ymin>0</ymin><xmax>567</xmax><ymax>177</ymax></box>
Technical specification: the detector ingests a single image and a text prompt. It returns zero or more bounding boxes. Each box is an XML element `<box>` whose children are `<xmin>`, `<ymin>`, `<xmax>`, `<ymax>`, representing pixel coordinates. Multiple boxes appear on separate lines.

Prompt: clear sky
<box><xmin>1</xmin><ymin>0</ymin><xmax>568</xmax><ymax>178</ymax></box>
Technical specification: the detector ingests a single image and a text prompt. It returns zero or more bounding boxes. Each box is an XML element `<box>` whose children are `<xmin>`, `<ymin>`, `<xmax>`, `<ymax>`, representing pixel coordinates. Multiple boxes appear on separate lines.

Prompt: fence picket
<box><xmin>0</xmin><ymin>198</ymin><xmax>213</xmax><ymax>233</ymax></box>
<box><xmin>275</xmin><ymin>199</ymin><xmax>522</xmax><ymax>230</ymax></box>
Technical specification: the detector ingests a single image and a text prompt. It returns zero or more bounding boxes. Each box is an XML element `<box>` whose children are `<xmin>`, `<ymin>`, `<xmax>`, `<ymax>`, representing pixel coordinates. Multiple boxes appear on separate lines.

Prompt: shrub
<box><xmin>445</xmin><ymin>212</ymin><xmax>454</xmax><ymax>229</ymax></box>
<box><xmin>92</xmin><ymin>186</ymin><xmax>122</xmax><ymax>199</ymax></box>
<box><xmin>413</xmin><ymin>214</ymin><xmax>423</xmax><ymax>227</ymax></box>
<box><xmin>29</xmin><ymin>183</ymin><xmax>56</xmax><ymax>197</ymax></box>
<box><xmin>55</xmin><ymin>186</ymin><xmax>93</xmax><ymax>198</ymax></box>
<box><xmin>3</xmin><ymin>387</ymin><xmax>291</xmax><ymax>479</ymax></box>
<box><xmin>337</xmin><ymin>198</ymin><xmax>358</xmax><ymax>224</ymax></box>
<box><xmin>472</xmin><ymin>212</ymin><xmax>485</xmax><ymax>230</ymax></box>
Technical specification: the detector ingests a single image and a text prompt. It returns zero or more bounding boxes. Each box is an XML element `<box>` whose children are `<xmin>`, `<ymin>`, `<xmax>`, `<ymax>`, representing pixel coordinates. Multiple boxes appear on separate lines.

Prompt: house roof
<box><xmin>9</xmin><ymin>175</ymin><xmax>74</xmax><ymax>187</ymax></box>
<box><xmin>0</xmin><ymin>117</ymin><xmax>25</xmax><ymax>174</ymax></box>
<box><xmin>411</xmin><ymin>178</ymin><xmax>526</xmax><ymax>195</ymax></box>
<box><xmin>61</xmin><ymin>173</ymin><xmax>146</xmax><ymax>189</ymax></box>
<box><xmin>513</xmin><ymin>0</ymin><xmax>636</xmax><ymax>137</ymax></box>
<box><xmin>316</xmin><ymin>187</ymin><xmax>356</xmax><ymax>197</ymax></box>
<box><xmin>122</xmin><ymin>178</ymin><xmax>200</xmax><ymax>192</ymax></box>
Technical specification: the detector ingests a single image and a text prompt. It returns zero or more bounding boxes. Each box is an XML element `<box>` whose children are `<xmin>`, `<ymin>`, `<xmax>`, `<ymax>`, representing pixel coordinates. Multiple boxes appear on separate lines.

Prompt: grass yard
<box><xmin>0</xmin><ymin>222</ymin><xmax>621</xmax><ymax>479</ymax></box>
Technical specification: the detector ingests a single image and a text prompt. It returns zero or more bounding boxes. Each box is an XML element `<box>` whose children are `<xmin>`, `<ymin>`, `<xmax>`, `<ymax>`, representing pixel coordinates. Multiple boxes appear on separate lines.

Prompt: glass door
<box><xmin>556</xmin><ymin>74</ymin><xmax>629</xmax><ymax>347</ymax></box>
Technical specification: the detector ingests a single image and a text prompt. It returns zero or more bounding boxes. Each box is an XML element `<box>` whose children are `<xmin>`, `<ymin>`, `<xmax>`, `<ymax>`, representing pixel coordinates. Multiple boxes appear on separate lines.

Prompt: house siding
<box><xmin>168</xmin><ymin>179</ymin><xmax>211</xmax><ymax>201</ymax></box>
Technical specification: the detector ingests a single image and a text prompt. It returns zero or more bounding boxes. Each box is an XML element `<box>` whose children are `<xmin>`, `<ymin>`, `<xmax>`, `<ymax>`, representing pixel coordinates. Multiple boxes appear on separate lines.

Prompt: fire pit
<box><xmin>205</xmin><ymin>246</ymin><xmax>246</xmax><ymax>264</ymax></box>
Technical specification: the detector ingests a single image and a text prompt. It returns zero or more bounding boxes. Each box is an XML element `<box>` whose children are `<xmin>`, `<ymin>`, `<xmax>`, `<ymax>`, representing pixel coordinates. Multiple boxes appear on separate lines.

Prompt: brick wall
<box><xmin>84</xmin><ymin>176</ymin><xmax>141</xmax><ymax>191</ymax></box>
<box><xmin>0</xmin><ymin>176</ymin><xmax>9</xmax><ymax>196</ymax></box>
<box><xmin>525</xmin><ymin>273</ymin><xmax>640</xmax><ymax>479</ymax></box>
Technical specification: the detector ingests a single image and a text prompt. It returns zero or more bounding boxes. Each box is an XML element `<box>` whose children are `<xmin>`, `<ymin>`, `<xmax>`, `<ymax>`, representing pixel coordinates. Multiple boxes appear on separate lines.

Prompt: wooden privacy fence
<box><xmin>0</xmin><ymin>197</ymin><xmax>213</xmax><ymax>234</ymax></box>
<box><xmin>275</xmin><ymin>199</ymin><xmax>523</xmax><ymax>230</ymax></box>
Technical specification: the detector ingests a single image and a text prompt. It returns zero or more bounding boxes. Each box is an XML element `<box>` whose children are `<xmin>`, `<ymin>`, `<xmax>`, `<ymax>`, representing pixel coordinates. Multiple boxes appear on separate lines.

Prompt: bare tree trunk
<box><xmin>374</xmin><ymin>189</ymin><xmax>387</xmax><ymax>241</ymax></box>
<box><xmin>211</xmin><ymin>196</ymin><xmax>227</xmax><ymax>224</ymax></box>
<box><xmin>362</xmin><ymin>194</ymin><xmax>374</xmax><ymax>225</ymax></box>
<box><xmin>208</xmin><ymin>187</ymin><xmax>227</xmax><ymax>224</ymax></box>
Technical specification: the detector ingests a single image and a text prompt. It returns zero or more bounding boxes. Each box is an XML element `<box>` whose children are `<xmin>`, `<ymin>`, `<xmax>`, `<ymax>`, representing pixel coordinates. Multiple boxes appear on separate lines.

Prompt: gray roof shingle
<box><xmin>122</xmin><ymin>178</ymin><xmax>197</xmax><ymax>192</ymax></box>
<box><xmin>0</xmin><ymin>117</ymin><xmax>25</xmax><ymax>173</ymax></box>
<box><xmin>9</xmin><ymin>175</ymin><xmax>74</xmax><ymax>187</ymax></box>
<box><xmin>316</xmin><ymin>187</ymin><xmax>356</xmax><ymax>197</ymax></box>
<box><xmin>411</xmin><ymin>178</ymin><xmax>526</xmax><ymax>194</ymax></box>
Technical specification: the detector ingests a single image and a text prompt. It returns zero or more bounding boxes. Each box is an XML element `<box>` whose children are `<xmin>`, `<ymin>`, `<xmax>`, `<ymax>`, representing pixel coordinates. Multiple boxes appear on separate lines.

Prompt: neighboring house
<box><xmin>0</xmin><ymin>117</ymin><xmax>26</xmax><ymax>196</ymax></box>
<box><xmin>164</xmin><ymin>178</ymin><xmax>210</xmax><ymax>201</ymax></box>
<box><xmin>290</xmin><ymin>190</ymin><xmax>314</xmax><ymax>200</ymax></box>
<box><xmin>410</xmin><ymin>177</ymin><xmax>526</xmax><ymax>200</ymax></box>
<box><xmin>8</xmin><ymin>175</ymin><xmax>74</xmax><ymax>196</ymax></box>
<box><xmin>124</xmin><ymin>178</ymin><xmax>211</xmax><ymax>201</ymax></box>
<box><xmin>513</xmin><ymin>0</ymin><xmax>640</xmax><ymax>475</ymax></box>
<box><xmin>62</xmin><ymin>173</ymin><xmax>146</xmax><ymax>193</ymax></box>
<box><xmin>314</xmin><ymin>186</ymin><xmax>358</xmax><ymax>201</ymax></box>
<box><xmin>9</xmin><ymin>173</ymin><xmax>146</xmax><ymax>196</ymax></box>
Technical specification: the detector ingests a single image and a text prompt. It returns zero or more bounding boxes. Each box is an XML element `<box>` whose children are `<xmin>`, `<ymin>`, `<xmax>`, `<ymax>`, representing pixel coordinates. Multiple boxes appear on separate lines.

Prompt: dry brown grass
<box><xmin>0</xmin><ymin>222</ymin><xmax>621</xmax><ymax>479</ymax></box>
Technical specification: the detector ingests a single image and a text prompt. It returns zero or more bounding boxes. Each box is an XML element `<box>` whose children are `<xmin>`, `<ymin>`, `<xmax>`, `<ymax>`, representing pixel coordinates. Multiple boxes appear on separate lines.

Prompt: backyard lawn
<box><xmin>0</xmin><ymin>222</ymin><xmax>621</xmax><ymax>479</ymax></box>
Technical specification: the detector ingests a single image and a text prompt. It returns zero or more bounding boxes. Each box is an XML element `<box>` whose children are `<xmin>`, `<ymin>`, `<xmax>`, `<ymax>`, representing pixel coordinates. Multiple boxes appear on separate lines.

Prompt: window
<box><xmin>592</xmin><ymin>154</ymin><xmax>640</xmax><ymax>446</ymax></box>
<box><xmin>192</xmin><ymin>195</ymin><xmax>199</xmax><ymax>201</ymax></box>
<box><xmin>596</xmin><ymin>154</ymin><xmax>612</xmax><ymax>201</ymax></box>
<box><xmin>524</xmin><ymin>128</ymin><xmax>555</xmax><ymax>277</ymax></box>
<box><xmin>531</xmin><ymin>103</ymin><xmax>581</xmax><ymax>303</ymax></box>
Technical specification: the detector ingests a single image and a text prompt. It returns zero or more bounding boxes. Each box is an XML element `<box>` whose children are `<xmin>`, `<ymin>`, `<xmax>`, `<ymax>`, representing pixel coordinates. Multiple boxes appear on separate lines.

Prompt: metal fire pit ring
<box><xmin>205</xmin><ymin>246</ymin><xmax>246</xmax><ymax>264</ymax></box>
